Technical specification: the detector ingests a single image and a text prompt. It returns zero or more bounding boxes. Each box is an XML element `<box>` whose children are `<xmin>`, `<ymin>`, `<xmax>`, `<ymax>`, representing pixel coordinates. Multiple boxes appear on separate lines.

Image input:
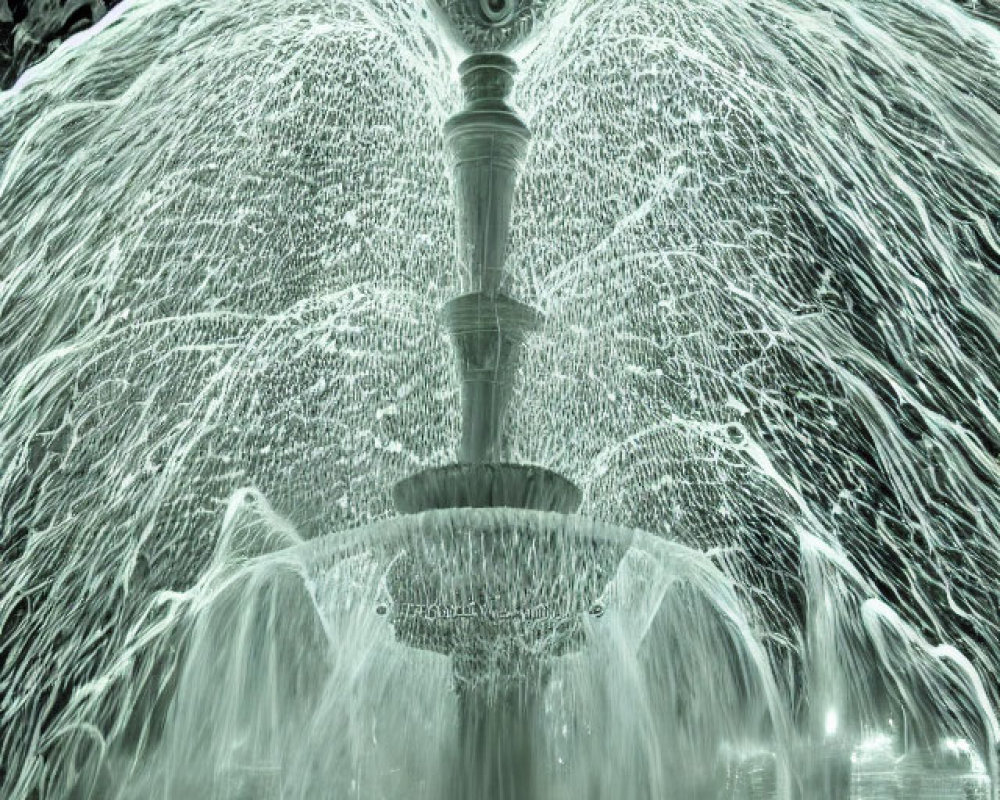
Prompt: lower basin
<box><xmin>306</xmin><ymin>505</ymin><xmax>631</xmax><ymax>688</ymax></box>
<box><xmin>79</xmin><ymin>504</ymin><xmax>994</xmax><ymax>800</ymax></box>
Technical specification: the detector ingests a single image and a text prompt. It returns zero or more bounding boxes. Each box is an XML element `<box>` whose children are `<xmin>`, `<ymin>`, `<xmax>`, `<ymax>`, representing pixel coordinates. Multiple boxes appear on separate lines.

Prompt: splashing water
<box><xmin>0</xmin><ymin>0</ymin><xmax>998</xmax><ymax>797</ymax></box>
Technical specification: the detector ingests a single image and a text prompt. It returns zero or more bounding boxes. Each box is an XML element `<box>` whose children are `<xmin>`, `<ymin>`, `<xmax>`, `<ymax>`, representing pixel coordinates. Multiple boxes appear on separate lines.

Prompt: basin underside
<box><xmin>386</xmin><ymin>512</ymin><xmax>626</xmax><ymax>683</ymax></box>
<box><xmin>392</xmin><ymin>462</ymin><xmax>582</xmax><ymax>514</ymax></box>
<box><xmin>312</xmin><ymin>506</ymin><xmax>632</xmax><ymax>687</ymax></box>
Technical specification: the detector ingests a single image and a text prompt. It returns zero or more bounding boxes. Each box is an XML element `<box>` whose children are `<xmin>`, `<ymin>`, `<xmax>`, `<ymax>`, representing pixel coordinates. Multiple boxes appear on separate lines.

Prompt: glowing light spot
<box><xmin>824</xmin><ymin>708</ymin><xmax>838</xmax><ymax>737</ymax></box>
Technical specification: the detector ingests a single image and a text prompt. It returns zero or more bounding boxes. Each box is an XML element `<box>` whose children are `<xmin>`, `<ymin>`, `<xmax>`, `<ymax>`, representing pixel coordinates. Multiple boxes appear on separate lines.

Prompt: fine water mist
<box><xmin>0</xmin><ymin>0</ymin><xmax>998</xmax><ymax>797</ymax></box>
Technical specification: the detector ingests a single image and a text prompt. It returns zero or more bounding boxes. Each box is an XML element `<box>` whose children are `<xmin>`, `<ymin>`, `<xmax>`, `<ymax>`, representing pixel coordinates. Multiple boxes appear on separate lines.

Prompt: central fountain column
<box><xmin>389</xmin><ymin>54</ymin><xmax>554</xmax><ymax>800</ymax></box>
<box><xmin>386</xmin><ymin>52</ymin><xmax>626</xmax><ymax>800</ymax></box>
<box><xmin>443</xmin><ymin>52</ymin><xmax>537</xmax><ymax>466</ymax></box>
<box><xmin>392</xmin><ymin>54</ymin><xmax>581</xmax><ymax>515</ymax></box>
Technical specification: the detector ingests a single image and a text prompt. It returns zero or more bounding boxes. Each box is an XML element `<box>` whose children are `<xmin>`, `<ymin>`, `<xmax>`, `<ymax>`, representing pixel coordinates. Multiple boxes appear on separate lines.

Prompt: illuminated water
<box><xmin>0</xmin><ymin>0</ymin><xmax>998</xmax><ymax>797</ymax></box>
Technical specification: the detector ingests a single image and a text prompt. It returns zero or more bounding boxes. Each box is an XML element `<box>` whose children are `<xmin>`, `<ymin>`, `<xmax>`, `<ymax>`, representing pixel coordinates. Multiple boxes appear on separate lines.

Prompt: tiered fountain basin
<box><xmin>84</xmin><ymin>496</ymin><xmax>995</xmax><ymax>799</ymax></box>
<box><xmin>301</xmin><ymin>504</ymin><xmax>630</xmax><ymax>688</ymax></box>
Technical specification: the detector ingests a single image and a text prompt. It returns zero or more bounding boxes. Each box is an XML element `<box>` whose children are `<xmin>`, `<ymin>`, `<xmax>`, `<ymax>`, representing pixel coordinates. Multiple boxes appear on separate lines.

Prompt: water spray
<box><xmin>2</xmin><ymin>0</ymin><xmax>999</xmax><ymax>796</ymax></box>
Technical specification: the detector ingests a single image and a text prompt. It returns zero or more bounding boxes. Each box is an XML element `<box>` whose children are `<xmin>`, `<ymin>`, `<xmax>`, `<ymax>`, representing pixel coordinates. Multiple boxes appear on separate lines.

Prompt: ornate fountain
<box><xmin>2</xmin><ymin>0</ymin><xmax>1000</xmax><ymax>797</ymax></box>
<box><xmin>381</xmin><ymin>3</ymin><xmax>629</xmax><ymax>795</ymax></box>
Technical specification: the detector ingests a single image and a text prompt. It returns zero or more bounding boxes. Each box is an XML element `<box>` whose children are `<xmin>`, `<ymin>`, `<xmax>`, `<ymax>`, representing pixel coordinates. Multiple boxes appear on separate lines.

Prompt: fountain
<box><xmin>383</xmin><ymin>46</ymin><xmax>630</xmax><ymax>797</ymax></box>
<box><xmin>0</xmin><ymin>0</ymin><xmax>999</xmax><ymax>798</ymax></box>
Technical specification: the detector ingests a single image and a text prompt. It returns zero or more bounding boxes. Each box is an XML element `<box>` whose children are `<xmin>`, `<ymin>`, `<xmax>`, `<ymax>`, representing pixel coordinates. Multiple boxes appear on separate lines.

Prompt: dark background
<box><xmin>1</xmin><ymin>0</ymin><xmax>107</xmax><ymax>89</ymax></box>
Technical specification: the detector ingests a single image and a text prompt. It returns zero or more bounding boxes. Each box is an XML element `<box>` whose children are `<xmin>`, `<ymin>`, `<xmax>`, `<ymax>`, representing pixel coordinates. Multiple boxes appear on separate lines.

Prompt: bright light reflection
<box><xmin>941</xmin><ymin>736</ymin><xmax>972</xmax><ymax>755</ymax></box>
<box><xmin>824</xmin><ymin>708</ymin><xmax>838</xmax><ymax>737</ymax></box>
<box><xmin>856</xmin><ymin>732</ymin><xmax>893</xmax><ymax>752</ymax></box>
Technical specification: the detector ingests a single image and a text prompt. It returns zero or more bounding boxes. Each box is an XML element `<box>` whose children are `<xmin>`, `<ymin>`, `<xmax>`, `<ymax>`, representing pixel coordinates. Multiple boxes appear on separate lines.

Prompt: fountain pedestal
<box><xmin>451</xmin><ymin>675</ymin><xmax>545</xmax><ymax>800</ymax></box>
<box><xmin>376</xmin><ymin>508</ymin><xmax>629</xmax><ymax>799</ymax></box>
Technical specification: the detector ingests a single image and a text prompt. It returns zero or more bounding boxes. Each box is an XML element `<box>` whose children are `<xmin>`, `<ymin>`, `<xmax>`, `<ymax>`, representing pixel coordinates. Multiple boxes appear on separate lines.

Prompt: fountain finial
<box><xmin>425</xmin><ymin>0</ymin><xmax>551</xmax><ymax>55</ymax></box>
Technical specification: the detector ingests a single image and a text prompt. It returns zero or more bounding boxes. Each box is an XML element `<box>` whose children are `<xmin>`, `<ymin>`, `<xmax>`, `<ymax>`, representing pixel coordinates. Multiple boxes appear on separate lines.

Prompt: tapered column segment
<box><xmin>446</xmin><ymin>53</ymin><xmax>530</xmax><ymax>296</ymax></box>
<box><xmin>391</xmin><ymin>51</ymin><xmax>584</xmax><ymax>509</ymax></box>
<box><xmin>445</xmin><ymin>291</ymin><xmax>538</xmax><ymax>463</ymax></box>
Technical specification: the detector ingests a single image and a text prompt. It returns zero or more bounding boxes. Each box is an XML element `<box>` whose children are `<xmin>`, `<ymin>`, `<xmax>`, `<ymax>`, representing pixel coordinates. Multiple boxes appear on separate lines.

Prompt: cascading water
<box><xmin>0</xmin><ymin>0</ymin><xmax>998</xmax><ymax>798</ymax></box>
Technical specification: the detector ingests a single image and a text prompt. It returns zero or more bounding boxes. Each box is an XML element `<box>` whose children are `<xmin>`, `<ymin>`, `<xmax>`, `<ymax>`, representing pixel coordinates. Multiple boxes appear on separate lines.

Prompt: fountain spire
<box><xmin>444</xmin><ymin>52</ymin><xmax>537</xmax><ymax>464</ymax></box>
<box><xmin>392</xmin><ymin>52</ymin><xmax>581</xmax><ymax>514</ymax></box>
<box><xmin>384</xmin><ymin>49</ymin><xmax>629</xmax><ymax>800</ymax></box>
